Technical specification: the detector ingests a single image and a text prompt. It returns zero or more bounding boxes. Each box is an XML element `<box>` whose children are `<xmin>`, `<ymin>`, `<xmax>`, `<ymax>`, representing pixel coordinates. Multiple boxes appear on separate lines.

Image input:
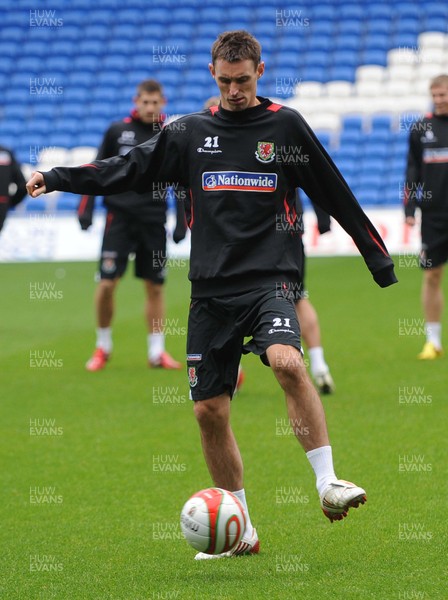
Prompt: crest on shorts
<box><xmin>188</xmin><ymin>366</ymin><xmax>198</xmax><ymax>387</ymax></box>
<box><xmin>102</xmin><ymin>258</ymin><xmax>116</xmax><ymax>274</ymax></box>
<box><xmin>255</xmin><ymin>141</ymin><xmax>275</xmax><ymax>163</ymax></box>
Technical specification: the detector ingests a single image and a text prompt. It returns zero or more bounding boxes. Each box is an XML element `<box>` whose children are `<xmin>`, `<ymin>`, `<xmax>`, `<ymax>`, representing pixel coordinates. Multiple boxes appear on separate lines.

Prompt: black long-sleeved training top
<box><xmin>404</xmin><ymin>113</ymin><xmax>448</xmax><ymax>220</ymax></box>
<box><xmin>42</xmin><ymin>97</ymin><xmax>397</xmax><ymax>297</ymax></box>
<box><xmin>0</xmin><ymin>145</ymin><xmax>27</xmax><ymax>232</ymax></box>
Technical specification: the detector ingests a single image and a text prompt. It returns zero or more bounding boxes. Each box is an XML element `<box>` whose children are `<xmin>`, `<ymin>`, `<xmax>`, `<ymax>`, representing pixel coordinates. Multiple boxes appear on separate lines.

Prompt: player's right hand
<box><xmin>78</xmin><ymin>216</ymin><xmax>92</xmax><ymax>231</ymax></box>
<box><xmin>26</xmin><ymin>172</ymin><xmax>46</xmax><ymax>197</ymax></box>
<box><xmin>405</xmin><ymin>216</ymin><xmax>416</xmax><ymax>227</ymax></box>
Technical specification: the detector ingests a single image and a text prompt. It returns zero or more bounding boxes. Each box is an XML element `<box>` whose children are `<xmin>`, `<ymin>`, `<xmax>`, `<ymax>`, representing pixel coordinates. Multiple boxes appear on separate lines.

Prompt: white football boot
<box><xmin>320</xmin><ymin>480</ymin><xmax>366</xmax><ymax>522</ymax></box>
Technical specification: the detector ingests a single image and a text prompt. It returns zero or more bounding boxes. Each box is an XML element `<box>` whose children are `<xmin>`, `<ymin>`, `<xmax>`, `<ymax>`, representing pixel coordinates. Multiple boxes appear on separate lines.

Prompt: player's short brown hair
<box><xmin>430</xmin><ymin>74</ymin><xmax>448</xmax><ymax>88</ymax></box>
<box><xmin>211</xmin><ymin>30</ymin><xmax>261</xmax><ymax>68</ymax></box>
<box><xmin>136</xmin><ymin>79</ymin><xmax>164</xmax><ymax>96</ymax></box>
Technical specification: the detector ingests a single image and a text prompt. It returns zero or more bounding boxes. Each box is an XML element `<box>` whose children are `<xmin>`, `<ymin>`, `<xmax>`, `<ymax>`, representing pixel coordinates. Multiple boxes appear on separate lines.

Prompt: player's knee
<box><xmin>268</xmin><ymin>345</ymin><xmax>307</xmax><ymax>385</ymax></box>
<box><xmin>424</xmin><ymin>266</ymin><xmax>443</xmax><ymax>287</ymax></box>
<box><xmin>145</xmin><ymin>280</ymin><xmax>163</xmax><ymax>299</ymax></box>
<box><xmin>99</xmin><ymin>278</ymin><xmax>118</xmax><ymax>295</ymax></box>
<box><xmin>193</xmin><ymin>396</ymin><xmax>230</xmax><ymax>430</ymax></box>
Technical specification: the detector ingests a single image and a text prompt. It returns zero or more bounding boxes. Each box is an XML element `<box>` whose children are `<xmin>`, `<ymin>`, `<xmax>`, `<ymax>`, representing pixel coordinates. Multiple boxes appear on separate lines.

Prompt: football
<box><xmin>180</xmin><ymin>487</ymin><xmax>246</xmax><ymax>555</ymax></box>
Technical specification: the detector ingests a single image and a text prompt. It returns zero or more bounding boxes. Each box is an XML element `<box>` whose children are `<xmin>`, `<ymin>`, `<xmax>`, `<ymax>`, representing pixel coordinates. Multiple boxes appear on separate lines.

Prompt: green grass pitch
<box><xmin>1</xmin><ymin>256</ymin><xmax>446</xmax><ymax>599</ymax></box>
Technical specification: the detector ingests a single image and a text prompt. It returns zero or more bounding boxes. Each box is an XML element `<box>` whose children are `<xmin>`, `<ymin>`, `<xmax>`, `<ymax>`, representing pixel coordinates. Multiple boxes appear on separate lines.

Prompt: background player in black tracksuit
<box><xmin>0</xmin><ymin>144</ymin><xmax>27</xmax><ymax>233</ymax></box>
<box><xmin>405</xmin><ymin>74</ymin><xmax>448</xmax><ymax>360</ymax></box>
<box><xmin>28</xmin><ymin>31</ymin><xmax>397</xmax><ymax>558</ymax></box>
<box><xmin>78</xmin><ymin>79</ymin><xmax>185</xmax><ymax>371</ymax></box>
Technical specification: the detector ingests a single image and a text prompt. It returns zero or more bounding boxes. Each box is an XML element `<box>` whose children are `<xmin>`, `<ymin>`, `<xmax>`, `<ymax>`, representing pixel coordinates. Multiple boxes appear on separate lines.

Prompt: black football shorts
<box><xmin>420</xmin><ymin>216</ymin><xmax>448</xmax><ymax>269</ymax></box>
<box><xmin>99</xmin><ymin>210</ymin><xmax>167</xmax><ymax>282</ymax></box>
<box><xmin>186</xmin><ymin>287</ymin><xmax>302</xmax><ymax>401</ymax></box>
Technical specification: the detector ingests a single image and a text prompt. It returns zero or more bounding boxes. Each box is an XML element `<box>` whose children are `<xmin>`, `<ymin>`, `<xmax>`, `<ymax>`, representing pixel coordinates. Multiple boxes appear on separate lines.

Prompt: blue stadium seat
<box><xmin>0</xmin><ymin>42</ymin><xmax>18</xmax><ymax>58</ymax></box>
<box><xmin>0</xmin><ymin>57</ymin><xmax>13</xmax><ymax>74</ymax></box>
<box><xmin>54</xmin><ymin>25</ymin><xmax>81</xmax><ymax>41</ymax></box>
<box><xmin>171</xmin><ymin>7</ymin><xmax>197</xmax><ymax>23</ymax></box>
<box><xmin>90</xmin><ymin>88</ymin><xmax>118</xmax><ymax>104</ymax></box>
<box><xmin>360</xmin><ymin>50</ymin><xmax>387</xmax><ymax>66</ymax></box>
<box><xmin>363</xmin><ymin>33</ymin><xmax>389</xmax><ymax>51</ymax></box>
<box><xmin>307</xmin><ymin>35</ymin><xmax>331</xmax><ymax>52</ymax></box>
<box><xmin>308</xmin><ymin>21</ymin><xmax>333</xmax><ymax>36</ymax></box>
<box><xmin>0</xmin><ymin>121</ymin><xmax>23</xmax><ymax>136</ymax></box>
<box><xmin>1</xmin><ymin>27</ymin><xmax>25</xmax><ymax>41</ymax></box>
<box><xmin>334</xmin><ymin>35</ymin><xmax>362</xmax><ymax>52</ymax></box>
<box><xmin>360</xmin><ymin>143</ymin><xmax>389</xmax><ymax>158</ymax></box>
<box><xmin>27</xmin><ymin>119</ymin><xmax>52</xmax><ymax>136</ymax></box>
<box><xmin>425</xmin><ymin>2</ymin><xmax>448</xmax><ymax>18</ymax></box>
<box><xmin>54</xmin><ymin>118</ymin><xmax>81</xmax><ymax>135</ymax></box>
<box><xmin>311</xmin><ymin>6</ymin><xmax>336</xmax><ymax>20</ymax></box>
<box><xmin>339</xmin><ymin>5</ymin><xmax>364</xmax><ymax>20</ymax></box>
<box><xmin>49</xmin><ymin>41</ymin><xmax>77</xmax><ymax>56</ymax></box>
<box><xmin>371</xmin><ymin>114</ymin><xmax>394</xmax><ymax>131</ymax></box>
<box><xmin>141</xmin><ymin>12</ymin><xmax>169</xmax><ymax>29</ymax></box>
<box><xmin>25</xmin><ymin>198</ymin><xmax>47</xmax><ymax>212</ymax></box>
<box><xmin>5</xmin><ymin>88</ymin><xmax>30</xmax><ymax>104</ymax></box>
<box><xmin>44</xmin><ymin>57</ymin><xmax>72</xmax><ymax>72</ymax></box>
<box><xmin>61</xmin><ymin>87</ymin><xmax>90</xmax><ymax>103</ymax></box>
<box><xmin>328</xmin><ymin>66</ymin><xmax>355</xmax><ymax>82</ymax></box>
<box><xmin>342</xmin><ymin>115</ymin><xmax>364</xmax><ymax>131</ymax></box>
<box><xmin>254</xmin><ymin>6</ymin><xmax>277</xmax><ymax>22</ymax></box>
<box><xmin>16</xmin><ymin>57</ymin><xmax>42</xmax><ymax>72</ymax></box>
<box><xmin>357</xmin><ymin>188</ymin><xmax>380</xmax><ymax>205</ymax></box>
<box><xmin>116</xmin><ymin>8</ymin><xmax>142</xmax><ymax>24</ymax></box>
<box><xmin>68</xmin><ymin>72</ymin><xmax>95</xmax><ymax>87</ymax></box>
<box><xmin>3</xmin><ymin>10</ymin><xmax>25</xmax><ymax>26</ymax></box>
<box><xmin>78</xmin><ymin>40</ymin><xmax>105</xmax><ymax>55</ymax></box>
<box><xmin>59</xmin><ymin>103</ymin><xmax>86</xmax><ymax>120</ymax></box>
<box><xmin>95</xmin><ymin>71</ymin><xmax>125</xmax><ymax>88</ymax></box>
<box><xmin>82</xmin><ymin>24</ymin><xmax>109</xmax><ymax>40</ymax></box>
<box><xmin>370</xmin><ymin>131</ymin><xmax>394</xmax><ymax>144</ymax></box>
<box><xmin>423</xmin><ymin>16</ymin><xmax>448</xmax><ymax>32</ymax></box>
<box><xmin>366</xmin><ymin>5</ymin><xmax>394</xmax><ymax>19</ymax></box>
<box><xmin>337</xmin><ymin>19</ymin><xmax>363</xmax><ymax>35</ymax></box>
<box><xmin>305</xmin><ymin>51</ymin><xmax>330</xmax><ymax>68</ymax></box>
<box><xmin>20</xmin><ymin>41</ymin><xmax>48</xmax><ymax>57</ymax></box>
<box><xmin>366</xmin><ymin>19</ymin><xmax>392</xmax><ymax>35</ymax></box>
<box><xmin>101</xmin><ymin>56</ymin><xmax>129</xmax><ymax>72</ymax></box>
<box><xmin>32</xmin><ymin>103</ymin><xmax>60</xmax><ymax>121</ymax></box>
<box><xmin>88</xmin><ymin>9</ymin><xmax>113</xmax><ymax>24</ymax></box>
<box><xmin>390</xmin><ymin>33</ymin><xmax>418</xmax><ymax>48</ymax></box>
<box><xmin>197</xmin><ymin>7</ymin><xmax>225</xmax><ymax>23</ymax></box>
<box><xmin>331</xmin><ymin>51</ymin><xmax>358</xmax><ymax>68</ymax></box>
<box><xmin>300</xmin><ymin>66</ymin><xmax>326</xmax><ymax>83</ymax></box>
<box><xmin>316</xmin><ymin>132</ymin><xmax>331</xmax><ymax>148</ymax></box>
<box><xmin>393</xmin><ymin>3</ymin><xmax>422</xmax><ymax>19</ymax></box>
<box><xmin>186</xmin><ymin>69</ymin><xmax>213</xmax><ymax>85</ymax></box>
<box><xmin>359</xmin><ymin>158</ymin><xmax>386</xmax><ymax>174</ymax></box>
<box><xmin>76</xmin><ymin>132</ymin><xmax>103</xmax><ymax>147</ymax></box>
<box><xmin>335</xmin><ymin>159</ymin><xmax>356</xmax><ymax>177</ymax></box>
<box><xmin>339</xmin><ymin>130</ymin><xmax>363</xmax><ymax>145</ymax></box>
<box><xmin>56</xmin><ymin>195</ymin><xmax>79</xmax><ymax>211</ymax></box>
<box><xmin>48</xmin><ymin>132</ymin><xmax>77</xmax><ymax>147</ymax></box>
<box><xmin>395</xmin><ymin>18</ymin><xmax>419</xmax><ymax>35</ymax></box>
<box><xmin>72</xmin><ymin>57</ymin><xmax>98</xmax><ymax>72</ymax></box>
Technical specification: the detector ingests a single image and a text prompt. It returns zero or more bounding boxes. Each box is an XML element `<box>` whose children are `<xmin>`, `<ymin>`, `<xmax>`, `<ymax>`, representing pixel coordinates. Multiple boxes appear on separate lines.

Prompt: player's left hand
<box><xmin>26</xmin><ymin>172</ymin><xmax>46</xmax><ymax>197</ymax></box>
<box><xmin>173</xmin><ymin>224</ymin><xmax>187</xmax><ymax>243</ymax></box>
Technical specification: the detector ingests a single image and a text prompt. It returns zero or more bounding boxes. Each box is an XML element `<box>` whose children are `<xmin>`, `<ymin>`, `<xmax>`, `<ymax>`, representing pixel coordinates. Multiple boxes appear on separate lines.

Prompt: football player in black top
<box><xmin>28</xmin><ymin>31</ymin><xmax>398</xmax><ymax>557</ymax></box>
<box><xmin>0</xmin><ymin>144</ymin><xmax>27</xmax><ymax>233</ymax></box>
<box><xmin>77</xmin><ymin>80</ymin><xmax>183</xmax><ymax>372</ymax></box>
<box><xmin>405</xmin><ymin>74</ymin><xmax>448</xmax><ymax>360</ymax></box>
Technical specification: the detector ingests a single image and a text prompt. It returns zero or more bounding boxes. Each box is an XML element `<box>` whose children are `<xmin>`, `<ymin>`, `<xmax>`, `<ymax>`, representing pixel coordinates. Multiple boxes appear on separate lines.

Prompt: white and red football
<box><xmin>180</xmin><ymin>487</ymin><xmax>246</xmax><ymax>554</ymax></box>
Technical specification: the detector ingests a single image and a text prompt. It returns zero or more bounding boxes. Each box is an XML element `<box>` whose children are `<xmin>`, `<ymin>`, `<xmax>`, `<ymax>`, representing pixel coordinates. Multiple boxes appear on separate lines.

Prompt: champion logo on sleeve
<box><xmin>202</xmin><ymin>171</ymin><xmax>277</xmax><ymax>192</ymax></box>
